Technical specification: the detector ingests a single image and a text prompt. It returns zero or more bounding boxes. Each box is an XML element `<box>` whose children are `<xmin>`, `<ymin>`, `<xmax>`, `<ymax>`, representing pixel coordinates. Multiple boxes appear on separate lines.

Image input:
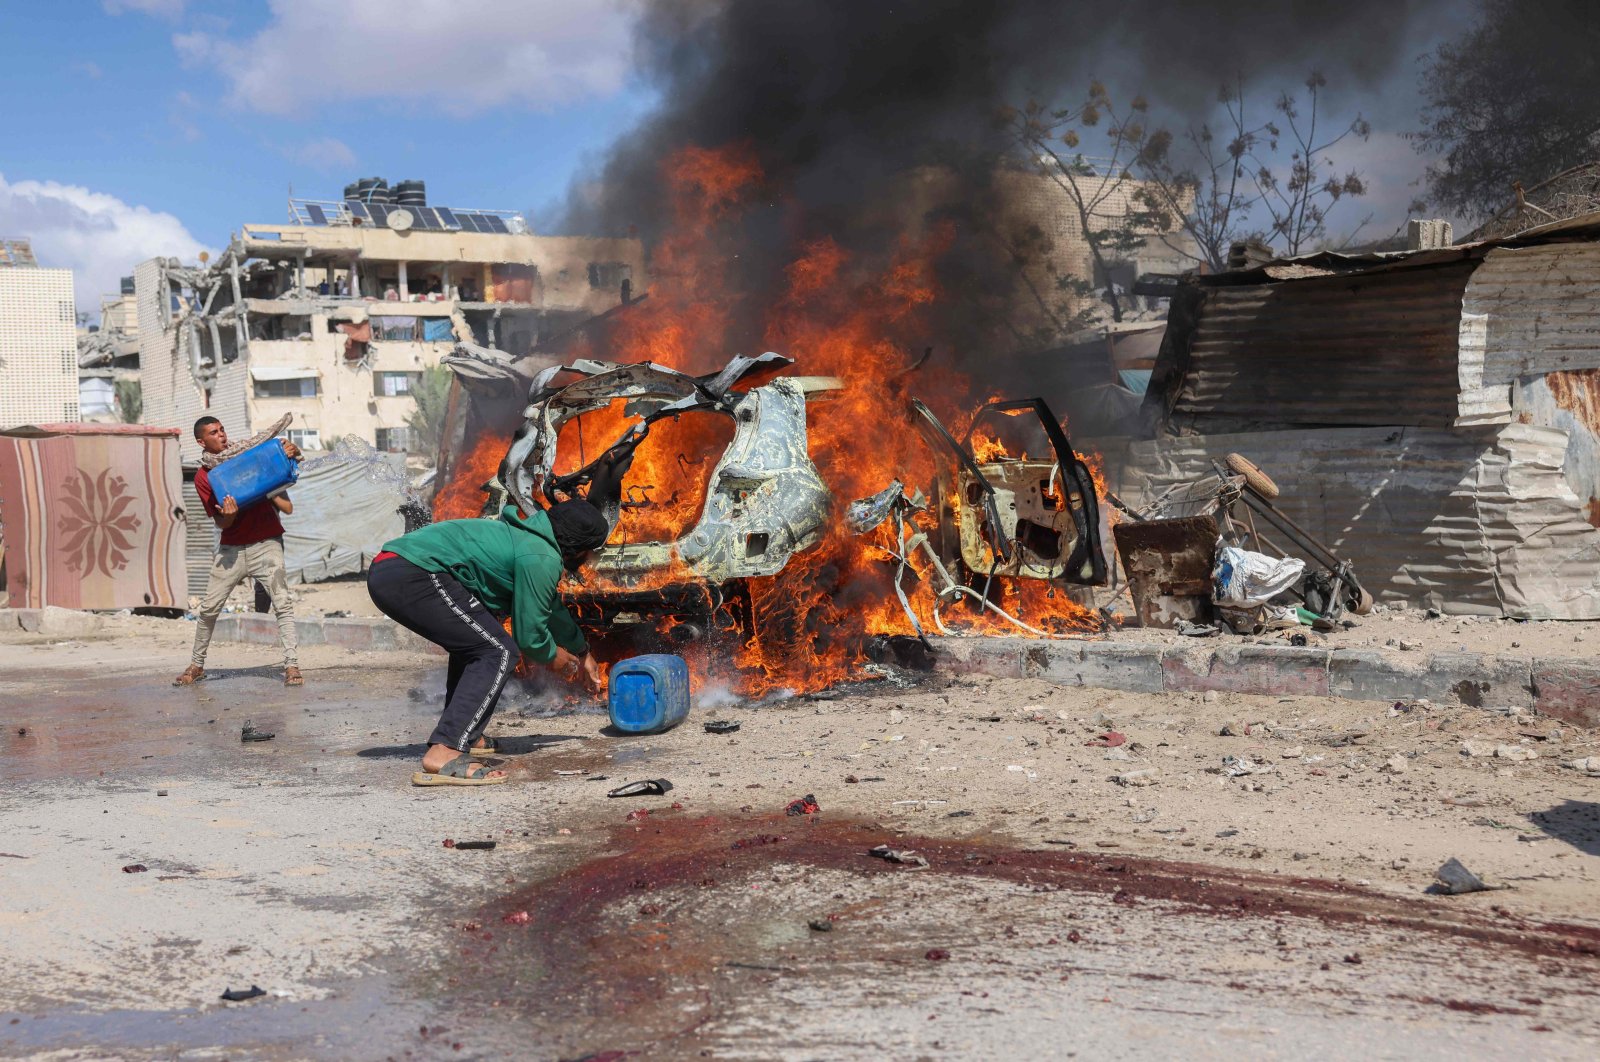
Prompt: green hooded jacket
<box><xmin>381</xmin><ymin>506</ymin><xmax>587</xmax><ymax>663</ymax></box>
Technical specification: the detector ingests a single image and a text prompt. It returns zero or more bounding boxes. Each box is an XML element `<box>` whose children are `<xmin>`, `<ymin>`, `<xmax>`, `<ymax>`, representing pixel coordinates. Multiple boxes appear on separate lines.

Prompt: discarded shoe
<box><xmin>608</xmin><ymin>779</ymin><xmax>674</xmax><ymax>798</ymax></box>
<box><xmin>220</xmin><ymin>985</ymin><xmax>266</xmax><ymax>1002</ymax></box>
<box><xmin>240</xmin><ymin>722</ymin><xmax>274</xmax><ymax>743</ymax></box>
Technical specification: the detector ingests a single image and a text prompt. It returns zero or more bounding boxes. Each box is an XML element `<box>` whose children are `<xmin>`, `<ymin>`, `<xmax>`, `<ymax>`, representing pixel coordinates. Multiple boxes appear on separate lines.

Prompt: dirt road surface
<box><xmin>2</xmin><ymin>621</ymin><xmax>1597</xmax><ymax>1059</ymax></box>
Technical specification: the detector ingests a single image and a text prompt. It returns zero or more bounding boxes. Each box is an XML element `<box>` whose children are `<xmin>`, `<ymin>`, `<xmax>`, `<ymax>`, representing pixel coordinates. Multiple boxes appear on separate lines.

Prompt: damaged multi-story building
<box><xmin>76</xmin><ymin>279</ymin><xmax>140</xmax><ymax>424</ymax></box>
<box><xmin>0</xmin><ymin>237</ymin><xmax>78</xmax><ymax>429</ymax></box>
<box><xmin>137</xmin><ymin>180</ymin><xmax>645</xmax><ymax>463</ymax></box>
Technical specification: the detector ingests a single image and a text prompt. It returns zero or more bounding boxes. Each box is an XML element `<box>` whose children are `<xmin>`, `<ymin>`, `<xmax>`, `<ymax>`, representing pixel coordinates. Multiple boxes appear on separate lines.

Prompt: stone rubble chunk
<box><xmin>1494</xmin><ymin>744</ymin><xmax>1537</xmax><ymax>762</ymax></box>
<box><xmin>1460</xmin><ymin>740</ymin><xmax>1496</xmax><ymax>758</ymax></box>
<box><xmin>1381</xmin><ymin>755</ymin><xmax>1409</xmax><ymax>774</ymax></box>
<box><xmin>1114</xmin><ymin>769</ymin><xmax>1159</xmax><ymax>787</ymax></box>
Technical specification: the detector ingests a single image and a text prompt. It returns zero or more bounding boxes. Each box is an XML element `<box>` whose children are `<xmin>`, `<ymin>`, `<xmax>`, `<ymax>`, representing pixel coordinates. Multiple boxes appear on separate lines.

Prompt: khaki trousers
<box><xmin>190</xmin><ymin>536</ymin><xmax>297</xmax><ymax>668</ymax></box>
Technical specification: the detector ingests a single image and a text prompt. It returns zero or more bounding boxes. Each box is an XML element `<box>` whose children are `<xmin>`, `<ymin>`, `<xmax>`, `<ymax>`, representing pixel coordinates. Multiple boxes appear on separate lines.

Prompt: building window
<box><xmin>587</xmin><ymin>262</ymin><xmax>632</xmax><ymax>290</ymax></box>
<box><xmin>287</xmin><ymin>429</ymin><xmax>322</xmax><ymax>451</ymax></box>
<box><xmin>254</xmin><ymin>376</ymin><xmax>318</xmax><ymax>398</ymax></box>
<box><xmin>374</xmin><ymin>371</ymin><xmax>422</xmax><ymax>397</ymax></box>
<box><xmin>375</xmin><ymin>427</ymin><xmax>412</xmax><ymax>453</ymax></box>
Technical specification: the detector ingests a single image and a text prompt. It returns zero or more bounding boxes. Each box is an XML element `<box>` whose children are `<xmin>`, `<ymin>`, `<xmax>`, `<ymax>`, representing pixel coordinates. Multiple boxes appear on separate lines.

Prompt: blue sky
<box><xmin>0</xmin><ymin>1</ymin><xmax>654</xmax><ymax>307</ymax></box>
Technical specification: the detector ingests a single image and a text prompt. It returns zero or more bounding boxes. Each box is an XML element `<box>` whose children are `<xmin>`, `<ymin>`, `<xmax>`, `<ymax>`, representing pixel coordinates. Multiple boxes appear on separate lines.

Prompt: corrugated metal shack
<box><xmin>1098</xmin><ymin>213</ymin><xmax>1600</xmax><ymax>619</ymax></box>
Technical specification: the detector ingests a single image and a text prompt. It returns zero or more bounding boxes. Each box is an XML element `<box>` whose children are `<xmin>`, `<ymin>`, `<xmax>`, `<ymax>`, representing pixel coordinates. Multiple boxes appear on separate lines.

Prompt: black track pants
<box><xmin>367</xmin><ymin>556</ymin><xmax>517</xmax><ymax>751</ymax></box>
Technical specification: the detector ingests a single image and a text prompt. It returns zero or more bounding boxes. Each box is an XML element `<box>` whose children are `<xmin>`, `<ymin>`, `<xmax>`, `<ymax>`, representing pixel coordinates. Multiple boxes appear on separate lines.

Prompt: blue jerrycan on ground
<box><xmin>207</xmin><ymin>438</ymin><xmax>299</xmax><ymax>510</ymax></box>
<box><xmin>608</xmin><ymin>654</ymin><xmax>691</xmax><ymax>734</ymax></box>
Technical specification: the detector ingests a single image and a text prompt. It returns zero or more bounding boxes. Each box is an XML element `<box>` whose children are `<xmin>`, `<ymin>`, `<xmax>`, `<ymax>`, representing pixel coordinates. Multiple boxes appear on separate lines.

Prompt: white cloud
<box><xmin>173</xmin><ymin>0</ymin><xmax>634</xmax><ymax>117</ymax></box>
<box><xmin>70</xmin><ymin>60</ymin><xmax>104</xmax><ymax>80</ymax></box>
<box><xmin>103</xmin><ymin>0</ymin><xmax>186</xmax><ymax>17</ymax></box>
<box><xmin>0</xmin><ymin>173</ymin><xmax>211</xmax><ymax>310</ymax></box>
<box><xmin>285</xmin><ymin>136</ymin><xmax>357</xmax><ymax>171</ymax></box>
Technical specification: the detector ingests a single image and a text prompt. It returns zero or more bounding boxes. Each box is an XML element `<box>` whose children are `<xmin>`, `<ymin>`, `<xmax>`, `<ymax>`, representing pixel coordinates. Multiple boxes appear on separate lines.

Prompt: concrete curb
<box><xmin>927</xmin><ymin>635</ymin><xmax>1595</xmax><ymax>728</ymax></box>
<box><xmin>182</xmin><ymin>612</ymin><xmax>1596</xmax><ymax>728</ymax></box>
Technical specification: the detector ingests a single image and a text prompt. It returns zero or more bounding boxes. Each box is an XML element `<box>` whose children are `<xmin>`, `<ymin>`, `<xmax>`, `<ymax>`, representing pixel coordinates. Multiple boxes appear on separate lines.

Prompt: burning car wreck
<box><xmin>437</xmin><ymin>339</ymin><xmax>1110</xmax><ymax>667</ymax></box>
<box><xmin>492</xmin><ymin>351</ymin><xmax>840</xmax><ymax>635</ymax></box>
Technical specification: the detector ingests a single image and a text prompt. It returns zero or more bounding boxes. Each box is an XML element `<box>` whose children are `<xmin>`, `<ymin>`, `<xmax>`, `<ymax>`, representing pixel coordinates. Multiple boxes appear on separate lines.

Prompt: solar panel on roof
<box><xmin>434</xmin><ymin>207</ymin><xmax>460</xmax><ymax>230</ymax></box>
<box><xmin>306</xmin><ymin>204</ymin><xmax>328</xmax><ymax>226</ymax></box>
<box><xmin>368</xmin><ymin>204</ymin><xmax>391</xmax><ymax>227</ymax></box>
<box><xmin>480</xmin><ymin>214</ymin><xmax>510</xmax><ymax>234</ymax></box>
<box><xmin>454</xmin><ymin>212</ymin><xmax>480</xmax><ymax>232</ymax></box>
<box><xmin>346</xmin><ymin>201</ymin><xmax>371</xmax><ymax>223</ymax></box>
<box><xmin>411</xmin><ymin>207</ymin><xmax>438</xmax><ymax>230</ymax></box>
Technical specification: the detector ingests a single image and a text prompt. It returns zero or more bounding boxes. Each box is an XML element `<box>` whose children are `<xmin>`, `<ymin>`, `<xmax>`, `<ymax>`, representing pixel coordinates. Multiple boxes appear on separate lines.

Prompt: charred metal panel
<box><xmin>958</xmin><ymin>460</ymin><xmax>1086</xmax><ymax>581</ymax></box>
<box><xmin>1158</xmin><ymin>261</ymin><xmax>1477</xmax><ymax>435</ymax></box>
<box><xmin>1113</xmin><ymin>515</ymin><xmax>1218</xmax><ymax>628</ymax></box>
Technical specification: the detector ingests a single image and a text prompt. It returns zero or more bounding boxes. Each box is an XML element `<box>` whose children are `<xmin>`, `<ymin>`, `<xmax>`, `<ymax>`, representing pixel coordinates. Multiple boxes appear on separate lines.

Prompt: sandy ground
<box><xmin>1</xmin><ymin>621</ymin><xmax>1597</xmax><ymax>1058</ymax></box>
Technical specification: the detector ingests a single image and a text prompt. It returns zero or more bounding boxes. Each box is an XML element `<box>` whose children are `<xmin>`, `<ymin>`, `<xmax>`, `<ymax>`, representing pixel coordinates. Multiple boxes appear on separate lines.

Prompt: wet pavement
<box><xmin>2</xmin><ymin>659</ymin><xmax>1598</xmax><ymax>1059</ymax></box>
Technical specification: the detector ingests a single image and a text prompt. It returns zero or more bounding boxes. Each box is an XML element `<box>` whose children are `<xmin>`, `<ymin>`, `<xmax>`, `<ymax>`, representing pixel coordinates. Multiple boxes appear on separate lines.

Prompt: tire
<box><xmin>1225</xmin><ymin>452</ymin><xmax>1280</xmax><ymax>500</ymax></box>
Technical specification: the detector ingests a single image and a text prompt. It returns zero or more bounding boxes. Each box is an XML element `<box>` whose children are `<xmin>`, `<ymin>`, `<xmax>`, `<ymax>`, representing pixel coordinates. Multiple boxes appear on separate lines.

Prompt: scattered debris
<box><xmin>240</xmin><ymin>722</ymin><xmax>274</xmax><ymax>743</ymax></box>
<box><xmin>868</xmin><ymin>844</ymin><xmax>929</xmax><ymax>868</ymax></box>
<box><xmin>1221</xmin><ymin>757</ymin><xmax>1271</xmax><ymax>777</ymax></box>
<box><xmin>452</xmin><ymin>841</ymin><xmax>497</xmax><ymax>851</ymax></box>
<box><xmin>1432</xmin><ymin>857</ymin><xmax>1491</xmax><ymax>895</ymax></box>
<box><xmin>220</xmin><ymin>985</ymin><xmax>266</xmax><ymax>1002</ymax></box>
<box><xmin>703</xmin><ymin>720</ymin><xmax>741</xmax><ymax>735</ymax></box>
<box><xmin>1113</xmin><ymin>769</ymin><xmax>1160</xmax><ymax>787</ymax></box>
<box><xmin>1175</xmin><ymin>619</ymin><xmax>1220</xmax><ymax>637</ymax></box>
<box><xmin>502</xmin><ymin>910</ymin><xmax>532</xmax><ymax>925</ymax></box>
<box><xmin>924</xmin><ymin>948</ymin><xmax>951</xmax><ymax>961</ymax></box>
<box><xmin>121</xmin><ymin>864</ymin><xmax>147</xmax><ymax>874</ymax></box>
<box><xmin>1084</xmin><ymin>732</ymin><xmax>1126</xmax><ymax>748</ymax></box>
<box><xmin>1219</xmin><ymin>721</ymin><xmax>1246</xmax><ymax>737</ymax></box>
<box><xmin>608</xmin><ymin>779</ymin><xmax>674</xmax><ymax>798</ymax></box>
<box><xmin>156</xmin><ymin>789</ymin><xmax>168</xmax><ymax>797</ymax></box>
<box><xmin>1381</xmin><ymin>755</ymin><xmax>1409</xmax><ymax>775</ymax></box>
<box><xmin>785</xmin><ymin>794</ymin><xmax>820</xmax><ymax>816</ymax></box>
<box><xmin>808</xmin><ymin>919</ymin><xmax>834</xmax><ymax>933</ymax></box>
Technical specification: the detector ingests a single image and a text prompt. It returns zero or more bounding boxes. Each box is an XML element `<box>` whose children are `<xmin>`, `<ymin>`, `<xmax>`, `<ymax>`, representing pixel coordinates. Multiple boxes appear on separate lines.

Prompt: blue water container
<box><xmin>207</xmin><ymin>438</ymin><xmax>299</xmax><ymax>510</ymax></box>
<box><xmin>608</xmin><ymin>654</ymin><xmax>691</xmax><ymax>734</ymax></box>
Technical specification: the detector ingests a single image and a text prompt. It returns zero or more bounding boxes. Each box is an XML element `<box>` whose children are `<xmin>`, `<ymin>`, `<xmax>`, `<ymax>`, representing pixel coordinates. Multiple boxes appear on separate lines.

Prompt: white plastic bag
<box><xmin>1213</xmin><ymin>545</ymin><xmax>1304</xmax><ymax>607</ymax></box>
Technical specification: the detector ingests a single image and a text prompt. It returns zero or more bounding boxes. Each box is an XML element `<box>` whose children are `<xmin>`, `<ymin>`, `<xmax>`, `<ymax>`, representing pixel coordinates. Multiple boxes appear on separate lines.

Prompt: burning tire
<box><xmin>1225</xmin><ymin>452</ymin><xmax>1280</xmax><ymax>500</ymax></box>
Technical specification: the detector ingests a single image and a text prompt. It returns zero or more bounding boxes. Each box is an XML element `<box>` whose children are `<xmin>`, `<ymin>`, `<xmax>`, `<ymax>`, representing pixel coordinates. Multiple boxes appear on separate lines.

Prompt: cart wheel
<box><xmin>1350</xmin><ymin>587</ymin><xmax>1374</xmax><ymax>616</ymax></box>
<box><xmin>1225</xmin><ymin>452</ymin><xmax>1280</xmax><ymax>500</ymax></box>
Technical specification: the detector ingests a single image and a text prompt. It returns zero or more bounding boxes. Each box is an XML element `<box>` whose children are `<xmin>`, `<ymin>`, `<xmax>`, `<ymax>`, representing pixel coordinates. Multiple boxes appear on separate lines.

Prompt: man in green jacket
<box><xmin>367</xmin><ymin>499</ymin><xmax>609</xmax><ymax>786</ymax></box>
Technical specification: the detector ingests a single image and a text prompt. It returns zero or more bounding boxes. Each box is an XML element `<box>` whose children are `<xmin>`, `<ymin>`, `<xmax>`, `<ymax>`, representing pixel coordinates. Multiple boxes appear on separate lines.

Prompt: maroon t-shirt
<box><xmin>194</xmin><ymin>465</ymin><xmax>286</xmax><ymax>547</ymax></box>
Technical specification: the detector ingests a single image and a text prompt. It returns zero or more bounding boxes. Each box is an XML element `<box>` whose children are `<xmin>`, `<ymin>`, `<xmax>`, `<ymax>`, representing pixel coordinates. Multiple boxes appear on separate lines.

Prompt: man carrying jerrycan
<box><xmin>366</xmin><ymin>498</ymin><xmax>608</xmax><ymax>786</ymax></box>
<box><xmin>174</xmin><ymin>417</ymin><xmax>303</xmax><ymax>688</ymax></box>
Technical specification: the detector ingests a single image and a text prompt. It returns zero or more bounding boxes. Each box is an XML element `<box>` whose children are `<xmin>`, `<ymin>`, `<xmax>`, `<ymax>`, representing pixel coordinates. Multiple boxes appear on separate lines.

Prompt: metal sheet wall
<box><xmin>1459</xmin><ymin>243</ymin><xmax>1600</xmax><ymax>425</ymax></box>
<box><xmin>1165</xmin><ymin>262</ymin><xmax>1477</xmax><ymax>435</ymax></box>
<box><xmin>1094</xmin><ymin>422</ymin><xmax>1600</xmax><ymax>619</ymax></box>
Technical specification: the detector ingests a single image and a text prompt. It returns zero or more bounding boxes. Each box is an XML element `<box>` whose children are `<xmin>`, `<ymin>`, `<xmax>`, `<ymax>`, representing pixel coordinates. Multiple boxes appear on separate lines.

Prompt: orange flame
<box><xmin>437</xmin><ymin>144</ymin><xmax>1104</xmax><ymax>694</ymax></box>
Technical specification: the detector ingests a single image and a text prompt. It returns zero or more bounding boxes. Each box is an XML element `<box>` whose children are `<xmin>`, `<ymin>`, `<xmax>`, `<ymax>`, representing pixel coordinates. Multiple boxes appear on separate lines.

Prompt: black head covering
<box><xmin>546</xmin><ymin>499</ymin><xmax>610</xmax><ymax>567</ymax></box>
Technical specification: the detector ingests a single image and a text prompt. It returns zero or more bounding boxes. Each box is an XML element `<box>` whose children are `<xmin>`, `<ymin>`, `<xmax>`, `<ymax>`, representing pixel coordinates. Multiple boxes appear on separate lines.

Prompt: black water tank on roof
<box><xmin>357</xmin><ymin>177</ymin><xmax>389</xmax><ymax>203</ymax></box>
<box><xmin>343</xmin><ymin>182</ymin><xmax>360</xmax><ymax>201</ymax></box>
<box><xmin>395</xmin><ymin>180</ymin><xmax>427</xmax><ymax>207</ymax></box>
